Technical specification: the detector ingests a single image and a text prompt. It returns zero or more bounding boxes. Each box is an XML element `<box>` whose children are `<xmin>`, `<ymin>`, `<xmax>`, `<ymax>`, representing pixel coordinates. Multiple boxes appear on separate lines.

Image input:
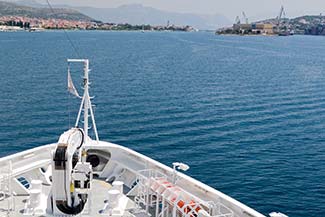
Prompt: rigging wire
<box><xmin>44</xmin><ymin>0</ymin><xmax>82</xmax><ymax>129</ymax></box>
<box><xmin>68</xmin><ymin>63</ymin><xmax>71</xmax><ymax>129</ymax></box>
<box><xmin>45</xmin><ymin>0</ymin><xmax>81</xmax><ymax>58</ymax></box>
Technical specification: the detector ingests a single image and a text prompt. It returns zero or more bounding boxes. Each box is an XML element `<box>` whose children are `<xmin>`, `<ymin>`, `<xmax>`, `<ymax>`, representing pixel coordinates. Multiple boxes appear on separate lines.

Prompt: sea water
<box><xmin>0</xmin><ymin>31</ymin><xmax>324</xmax><ymax>216</ymax></box>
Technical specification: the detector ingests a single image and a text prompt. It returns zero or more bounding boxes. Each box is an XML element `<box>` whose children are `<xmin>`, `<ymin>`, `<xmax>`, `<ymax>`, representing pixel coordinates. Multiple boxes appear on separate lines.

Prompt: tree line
<box><xmin>0</xmin><ymin>20</ymin><xmax>30</xmax><ymax>29</ymax></box>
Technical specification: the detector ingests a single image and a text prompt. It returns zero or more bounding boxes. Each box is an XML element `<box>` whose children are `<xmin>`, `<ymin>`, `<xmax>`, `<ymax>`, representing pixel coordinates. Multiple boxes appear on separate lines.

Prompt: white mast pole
<box><xmin>89</xmin><ymin>99</ymin><xmax>99</xmax><ymax>142</ymax></box>
<box><xmin>67</xmin><ymin>59</ymin><xmax>99</xmax><ymax>142</ymax></box>
<box><xmin>75</xmin><ymin>95</ymin><xmax>85</xmax><ymax>127</ymax></box>
<box><xmin>83</xmin><ymin>59</ymin><xmax>89</xmax><ymax>139</ymax></box>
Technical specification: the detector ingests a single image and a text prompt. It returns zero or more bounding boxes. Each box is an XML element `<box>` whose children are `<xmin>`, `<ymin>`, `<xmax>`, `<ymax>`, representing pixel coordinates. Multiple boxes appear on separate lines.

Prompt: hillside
<box><xmin>290</xmin><ymin>15</ymin><xmax>324</xmax><ymax>24</ymax></box>
<box><xmin>73</xmin><ymin>4</ymin><xmax>231</xmax><ymax>30</ymax></box>
<box><xmin>0</xmin><ymin>1</ymin><xmax>93</xmax><ymax>21</ymax></box>
<box><xmin>257</xmin><ymin>15</ymin><xmax>325</xmax><ymax>26</ymax></box>
<box><xmin>13</xmin><ymin>0</ymin><xmax>231</xmax><ymax>30</ymax></box>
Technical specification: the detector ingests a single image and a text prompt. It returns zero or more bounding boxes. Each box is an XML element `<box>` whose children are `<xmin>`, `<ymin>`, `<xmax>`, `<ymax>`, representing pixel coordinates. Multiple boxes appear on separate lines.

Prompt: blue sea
<box><xmin>0</xmin><ymin>31</ymin><xmax>324</xmax><ymax>216</ymax></box>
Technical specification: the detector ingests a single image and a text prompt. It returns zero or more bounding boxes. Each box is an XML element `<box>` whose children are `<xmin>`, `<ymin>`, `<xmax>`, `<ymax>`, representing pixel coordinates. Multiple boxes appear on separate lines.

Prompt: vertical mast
<box><xmin>83</xmin><ymin>59</ymin><xmax>89</xmax><ymax>138</ymax></box>
<box><xmin>67</xmin><ymin>59</ymin><xmax>99</xmax><ymax>142</ymax></box>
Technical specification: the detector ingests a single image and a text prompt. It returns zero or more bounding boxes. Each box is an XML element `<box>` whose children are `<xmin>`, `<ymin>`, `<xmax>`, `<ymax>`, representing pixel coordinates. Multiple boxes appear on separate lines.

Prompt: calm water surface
<box><xmin>0</xmin><ymin>31</ymin><xmax>325</xmax><ymax>216</ymax></box>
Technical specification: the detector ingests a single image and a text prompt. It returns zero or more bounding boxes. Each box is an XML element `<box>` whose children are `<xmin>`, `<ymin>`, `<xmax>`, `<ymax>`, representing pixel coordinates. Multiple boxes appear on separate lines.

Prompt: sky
<box><xmin>42</xmin><ymin>0</ymin><xmax>325</xmax><ymax>21</ymax></box>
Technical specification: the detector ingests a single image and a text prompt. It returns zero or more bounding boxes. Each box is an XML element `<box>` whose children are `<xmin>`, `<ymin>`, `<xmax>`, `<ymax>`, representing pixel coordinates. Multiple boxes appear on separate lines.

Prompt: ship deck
<box><xmin>0</xmin><ymin>142</ymin><xmax>267</xmax><ymax>217</ymax></box>
<box><xmin>0</xmin><ymin>179</ymin><xmax>144</xmax><ymax>217</ymax></box>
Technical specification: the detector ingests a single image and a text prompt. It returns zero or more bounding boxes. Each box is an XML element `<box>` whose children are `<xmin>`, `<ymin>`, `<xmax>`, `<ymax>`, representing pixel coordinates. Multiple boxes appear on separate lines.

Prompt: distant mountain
<box><xmin>14</xmin><ymin>0</ymin><xmax>45</xmax><ymax>8</ymax></box>
<box><xmin>13</xmin><ymin>0</ymin><xmax>231</xmax><ymax>30</ymax></box>
<box><xmin>0</xmin><ymin>1</ymin><xmax>93</xmax><ymax>21</ymax></box>
<box><xmin>74</xmin><ymin>4</ymin><xmax>231</xmax><ymax>30</ymax></box>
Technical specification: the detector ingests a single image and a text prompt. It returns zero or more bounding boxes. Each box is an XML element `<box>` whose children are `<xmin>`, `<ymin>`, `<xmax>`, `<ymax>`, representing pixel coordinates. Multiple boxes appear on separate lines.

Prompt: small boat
<box><xmin>29</xmin><ymin>27</ymin><xmax>45</xmax><ymax>32</ymax></box>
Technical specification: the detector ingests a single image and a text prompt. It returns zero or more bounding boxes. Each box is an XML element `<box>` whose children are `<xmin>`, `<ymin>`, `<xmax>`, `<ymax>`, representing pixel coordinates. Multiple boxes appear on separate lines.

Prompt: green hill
<box><xmin>0</xmin><ymin>1</ymin><xmax>93</xmax><ymax>21</ymax></box>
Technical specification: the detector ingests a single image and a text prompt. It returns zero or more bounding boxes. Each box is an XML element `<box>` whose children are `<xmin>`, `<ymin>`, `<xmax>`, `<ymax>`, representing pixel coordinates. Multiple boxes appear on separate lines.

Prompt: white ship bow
<box><xmin>0</xmin><ymin>59</ymin><xmax>285</xmax><ymax>217</ymax></box>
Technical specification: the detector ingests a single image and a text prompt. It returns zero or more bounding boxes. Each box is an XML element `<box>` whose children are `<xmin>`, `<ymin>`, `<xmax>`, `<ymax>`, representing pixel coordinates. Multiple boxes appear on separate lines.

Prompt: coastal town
<box><xmin>0</xmin><ymin>0</ymin><xmax>198</xmax><ymax>32</ymax></box>
<box><xmin>1</xmin><ymin>1</ymin><xmax>325</xmax><ymax>35</ymax></box>
<box><xmin>0</xmin><ymin>15</ymin><xmax>197</xmax><ymax>32</ymax></box>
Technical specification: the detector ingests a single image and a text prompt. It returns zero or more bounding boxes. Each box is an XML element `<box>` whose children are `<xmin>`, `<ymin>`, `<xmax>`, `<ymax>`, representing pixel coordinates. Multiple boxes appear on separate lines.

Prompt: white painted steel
<box><xmin>0</xmin><ymin>60</ymin><xmax>277</xmax><ymax>217</ymax></box>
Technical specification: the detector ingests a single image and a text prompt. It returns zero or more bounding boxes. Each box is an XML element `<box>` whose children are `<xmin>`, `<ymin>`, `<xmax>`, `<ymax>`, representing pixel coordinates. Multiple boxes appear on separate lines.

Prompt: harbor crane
<box><xmin>276</xmin><ymin>5</ymin><xmax>290</xmax><ymax>35</ymax></box>
<box><xmin>242</xmin><ymin>12</ymin><xmax>249</xmax><ymax>24</ymax></box>
<box><xmin>277</xmin><ymin>6</ymin><xmax>285</xmax><ymax>25</ymax></box>
<box><xmin>319</xmin><ymin>13</ymin><xmax>323</xmax><ymax>24</ymax></box>
<box><xmin>276</xmin><ymin>6</ymin><xmax>287</xmax><ymax>30</ymax></box>
<box><xmin>235</xmin><ymin>16</ymin><xmax>241</xmax><ymax>24</ymax></box>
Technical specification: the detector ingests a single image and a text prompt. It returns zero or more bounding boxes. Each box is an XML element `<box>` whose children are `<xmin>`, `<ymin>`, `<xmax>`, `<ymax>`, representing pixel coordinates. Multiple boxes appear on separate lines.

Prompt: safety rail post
<box><xmin>207</xmin><ymin>201</ymin><xmax>234</xmax><ymax>217</ymax></box>
<box><xmin>0</xmin><ymin>161</ymin><xmax>14</xmax><ymax>216</ymax></box>
<box><xmin>135</xmin><ymin>169</ymin><xmax>171</xmax><ymax>217</ymax></box>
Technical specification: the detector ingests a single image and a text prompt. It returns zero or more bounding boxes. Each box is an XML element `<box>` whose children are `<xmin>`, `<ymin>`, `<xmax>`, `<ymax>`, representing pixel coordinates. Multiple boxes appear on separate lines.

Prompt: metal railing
<box><xmin>134</xmin><ymin>169</ymin><xmax>235</xmax><ymax>217</ymax></box>
<box><xmin>0</xmin><ymin>161</ymin><xmax>14</xmax><ymax>217</ymax></box>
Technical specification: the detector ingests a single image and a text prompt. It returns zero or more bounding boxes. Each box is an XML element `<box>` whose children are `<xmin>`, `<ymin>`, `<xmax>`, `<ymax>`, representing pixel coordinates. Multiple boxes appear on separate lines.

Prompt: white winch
<box><xmin>47</xmin><ymin>127</ymin><xmax>92</xmax><ymax>215</ymax></box>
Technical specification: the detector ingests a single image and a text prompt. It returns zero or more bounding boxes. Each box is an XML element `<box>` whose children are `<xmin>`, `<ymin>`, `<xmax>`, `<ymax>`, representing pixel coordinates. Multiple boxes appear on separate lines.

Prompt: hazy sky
<box><xmin>45</xmin><ymin>0</ymin><xmax>325</xmax><ymax>20</ymax></box>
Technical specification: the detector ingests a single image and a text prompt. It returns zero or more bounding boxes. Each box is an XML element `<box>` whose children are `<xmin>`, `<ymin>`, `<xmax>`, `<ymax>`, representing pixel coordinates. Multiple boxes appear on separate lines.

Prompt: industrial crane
<box><xmin>276</xmin><ymin>6</ymin><xmax>287</xmax><ymax>33</ymax></box>
<box><xmin>235</xmin><ymin>16</ymin><xmax>241</xmax><ymax>25</ymax></box>
<box><xmin>276</xmin><ymin>5</ymin><xmax>292</xmax><ymax>36</ymax></box>
<box><xmin>277</xmin><ymin>6</ymin><xmax>285</xmax><ymax>26</ymax></box>
<box><xmin>242</xmin><ymin>12</ymin><xmax>249</xmax><ymax>24</ymax></box>
<box><xmin>320</xmin><ymin>13</ymin><xmax>323</xmax><ymax>25</ymax></box>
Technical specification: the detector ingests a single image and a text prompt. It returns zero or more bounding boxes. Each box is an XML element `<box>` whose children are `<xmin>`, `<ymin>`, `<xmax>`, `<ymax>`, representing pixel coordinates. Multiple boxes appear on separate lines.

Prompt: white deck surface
<box><xmin>0</xmin><ymin>179</ymin><xmax>138</xmax><ymax>217</ymax></box>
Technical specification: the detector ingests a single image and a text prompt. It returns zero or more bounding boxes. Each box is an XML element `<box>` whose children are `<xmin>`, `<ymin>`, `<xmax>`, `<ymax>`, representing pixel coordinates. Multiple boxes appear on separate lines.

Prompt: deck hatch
<box><xmin>17</xmin><ymin>176</ymin><xmax>30</xmax><ymax>189</ymax></box>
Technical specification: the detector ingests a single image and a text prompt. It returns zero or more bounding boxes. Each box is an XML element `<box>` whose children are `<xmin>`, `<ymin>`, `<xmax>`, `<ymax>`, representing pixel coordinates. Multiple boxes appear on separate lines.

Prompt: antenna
<box><xmin>68</xmin><ymin>59</ymin><xmax>99</xmax><ymax>142</ymax></box>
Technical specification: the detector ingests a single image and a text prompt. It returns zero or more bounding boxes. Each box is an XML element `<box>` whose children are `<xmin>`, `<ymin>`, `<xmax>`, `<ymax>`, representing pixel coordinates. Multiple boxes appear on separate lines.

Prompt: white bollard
<box><xmin>108</xmin><ymin>189</ymin><xmax>120</xmax><ymax>209</ymax></box>
<box><xmin>31</xmin><ymin>180</ymin><xmax>42</xmax><ymax>191</ymax></box>
<box><xmin>112</xmin><ymin>181</ymin><xmax>124</xmax><ymax>196</ymax></box>
<box><xmin>29</xmin><ymin>189</ymin><xmax>41</xmax><ymax>208</ymax></box>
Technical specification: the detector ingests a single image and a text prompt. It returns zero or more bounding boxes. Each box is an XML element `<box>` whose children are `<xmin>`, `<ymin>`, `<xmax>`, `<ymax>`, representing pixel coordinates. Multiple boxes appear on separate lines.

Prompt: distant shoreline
<box><xmin>0</xmin><ymin>28</ymin><xmax>200</xmax><ymax>33</ymax></box>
